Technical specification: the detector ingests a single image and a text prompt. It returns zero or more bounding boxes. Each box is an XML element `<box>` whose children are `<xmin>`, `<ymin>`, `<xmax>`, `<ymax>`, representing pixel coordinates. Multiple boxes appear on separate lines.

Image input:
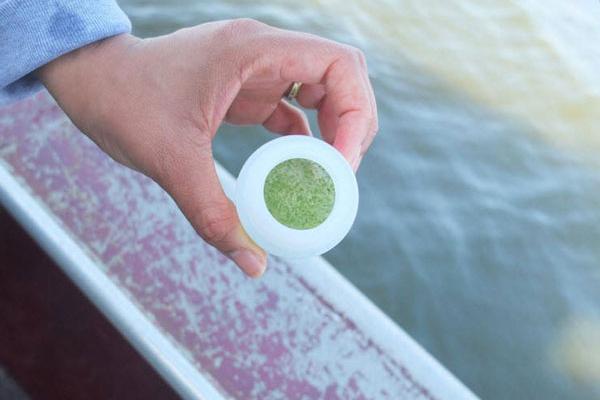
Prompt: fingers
<box><xmin>315</xmin><ymin>98</ymin><xmax>337</xmax><ymax>145</ymax></box>
<box><xmin>263</xmin><ymin>99</ymin><xmax>312</xmax><ymax>136</ymax></box>
<box><xmin>295</xmin><ymin>84</ymin><xmax>337</xmax><ymax>145</ymax></box>
<box><xmin>334</xmin><ymin>109</ymin><xmax>372</xmax><ymax>171</ymax></box>
<box><xmin>295</xmin><ymin>84</ymin><xmax>325</xmax><ymax>109</ymax></box>
<box><xmin>270</xmin><ymin>33</ymin><xmax>378</xmax><ymax>169</ymax></box>
<box><xmin>157</xmin><ymin>141</ymin><xmax>267</xmax><ymax>277</ymax></box>
<box><xmin>355</xmin><ymin>58</ymin><xmax>378</xmax><ymax>171</ymax></box>
<box><xmin>294</xmin><ymin>72</ymin><xmax>371</xmax><ymax>170</ymax></box>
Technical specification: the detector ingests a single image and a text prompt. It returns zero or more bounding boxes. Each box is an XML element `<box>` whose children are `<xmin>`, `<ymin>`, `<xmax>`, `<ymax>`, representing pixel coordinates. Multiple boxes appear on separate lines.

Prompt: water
<box><xmin>120</xmin><ymin>1</ymin><xmax>600</xmax><ymax>398</ymax></box>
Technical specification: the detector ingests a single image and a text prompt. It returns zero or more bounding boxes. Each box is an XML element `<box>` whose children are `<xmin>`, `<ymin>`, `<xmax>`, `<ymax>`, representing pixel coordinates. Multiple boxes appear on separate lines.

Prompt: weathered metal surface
<box><xmin>0</xmin><ymin>92</ymin><xmax>477</xmax><ymax>399</ymax></box>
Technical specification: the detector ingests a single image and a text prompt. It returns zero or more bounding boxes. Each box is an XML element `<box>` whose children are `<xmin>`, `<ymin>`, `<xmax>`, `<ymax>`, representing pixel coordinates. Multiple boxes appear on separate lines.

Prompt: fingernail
<box><xmin>349</xmin><ymin>147</ymin><xmax>362</xmax><ymax>170</ymax></box>
<box><xmin>350</xmin><ymin>147</ymin><xmax>361</xmax><ymax>169</ymax></box>
<box><xmin>228</xmin><ymin>249</ymin><xmax>266</xmax><ymax>278</ymax></box>
<box><xmin>353</xmin><ymin>153</ymin><xmax>364</xmax><ymax>172</ymax></box>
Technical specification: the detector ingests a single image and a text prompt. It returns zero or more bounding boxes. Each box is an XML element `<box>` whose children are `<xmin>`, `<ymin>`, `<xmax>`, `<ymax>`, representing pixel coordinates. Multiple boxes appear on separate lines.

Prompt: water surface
<box><xmin>120</xmin><ymin>1</ymin><xmax>600</xmax><ymax>398</ymax></box>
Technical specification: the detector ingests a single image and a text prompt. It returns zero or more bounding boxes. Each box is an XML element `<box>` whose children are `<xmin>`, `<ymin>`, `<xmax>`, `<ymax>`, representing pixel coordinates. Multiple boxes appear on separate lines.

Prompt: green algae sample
<box><xmin>264</xmin><ymin>158</ymin><xmax>335</xmax><ymax>229</ymax></box>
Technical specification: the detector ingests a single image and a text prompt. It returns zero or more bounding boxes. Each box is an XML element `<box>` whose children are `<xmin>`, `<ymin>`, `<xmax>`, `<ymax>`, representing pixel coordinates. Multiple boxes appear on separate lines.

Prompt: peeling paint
<box><xmin>0</xmin><ymin>92</ymin><xmax>473</xmax><ymax>399</ymax></box>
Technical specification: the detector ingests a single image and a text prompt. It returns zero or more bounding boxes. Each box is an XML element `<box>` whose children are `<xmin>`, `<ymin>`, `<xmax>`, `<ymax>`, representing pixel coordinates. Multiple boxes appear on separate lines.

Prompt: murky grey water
<box><xmin>120</xmin><ymin>1</ymin><xmax>600</xmax><ymax>398</ymax></box>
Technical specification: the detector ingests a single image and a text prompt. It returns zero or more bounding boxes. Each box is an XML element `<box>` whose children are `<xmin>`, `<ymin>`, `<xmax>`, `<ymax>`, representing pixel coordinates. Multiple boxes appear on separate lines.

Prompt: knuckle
<box><xmin>219</xmin><ymin>18</ymin><xmax>271</xmax><ymax>80</ymax></box>
<box><xmin>372</xmin><ymin>120</ymin><xmax>380</xmax><ymax>136</ymax></box>
<box><xmin>354</xmin><ymin>48</ymin><xmax>367</xmax><ymax>66</ymax></box>
<box><xmin>369</xmin><ymin>125</ymin><xmax>379</xmax><ymax>143</ymax></box>
<box><xmin>341</xmin><ymin>45</ymin><xmax>367</xmax><ymax>66</ymax></box>
<box><xmin>225</xmin><ymin>18</ymin><xmax>266</xmax><ymax>36</ymax></box>
<box><xmin>369</xmin><ymin>111</ymin><xmax>379</xmax><ymax>133</ymax></box>
<box><xmin>196</xmin><ymin>202</ymin><xmax>236</xmax><ymax>245</ymax></box>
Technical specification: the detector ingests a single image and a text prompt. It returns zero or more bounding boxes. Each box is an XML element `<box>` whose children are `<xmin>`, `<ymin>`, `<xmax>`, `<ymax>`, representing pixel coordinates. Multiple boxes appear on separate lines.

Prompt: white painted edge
<box><xmin>291</xmin><ymin>255</ymin><xmax>479</xmax><ymax>399</ymax></box>
<box><xmin>218</xmin><ymin>163</ymin><xmax>480</xmax><ymax>400</ymax></box>
<box><xmin>0</xmin><ymin>161</ymin><xmax>228</xmax><ymax>400</ymax></box>
<box><xmin>0</xmin><ymin>152</ymin><xmax>478</xmax><ymax>400</ymax></box>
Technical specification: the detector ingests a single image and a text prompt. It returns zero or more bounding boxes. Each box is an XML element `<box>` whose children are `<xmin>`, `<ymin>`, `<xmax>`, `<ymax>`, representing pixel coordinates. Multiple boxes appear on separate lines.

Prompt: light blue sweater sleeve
<box><xmin>0</xmin><ymin>0</ymin><xmax>131</xmax><ymax>105</ymax></box>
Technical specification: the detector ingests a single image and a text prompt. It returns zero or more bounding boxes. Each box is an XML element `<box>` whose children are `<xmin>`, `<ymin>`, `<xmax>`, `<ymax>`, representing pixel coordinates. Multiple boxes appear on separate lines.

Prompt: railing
<box><xmin>0</xmin><ymin>92</ymin><xmax>477</xmax><ymax>399</ymax></box>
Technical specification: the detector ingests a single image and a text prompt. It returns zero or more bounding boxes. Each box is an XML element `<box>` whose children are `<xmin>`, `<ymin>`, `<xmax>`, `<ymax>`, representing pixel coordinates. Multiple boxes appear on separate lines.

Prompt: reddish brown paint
<box><xmin>0</xmin><ymin>208</ymin><xmax>179</xmax><ymax>400</ymax></box>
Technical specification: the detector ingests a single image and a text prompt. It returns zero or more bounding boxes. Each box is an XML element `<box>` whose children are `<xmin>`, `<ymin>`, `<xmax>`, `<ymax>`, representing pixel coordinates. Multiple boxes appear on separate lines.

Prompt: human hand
<box><xmin>37</xmin><ymin>19</ymin><xmax>378</xmax><ymax>277</ymax></box>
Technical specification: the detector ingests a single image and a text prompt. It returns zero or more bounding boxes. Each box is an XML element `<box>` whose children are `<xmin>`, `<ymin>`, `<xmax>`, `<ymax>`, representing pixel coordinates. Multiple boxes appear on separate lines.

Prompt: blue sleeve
<box><xmin>0</xmin><ymin>0</ymin><xmax>131</xmax><ymax>105</ymax></box>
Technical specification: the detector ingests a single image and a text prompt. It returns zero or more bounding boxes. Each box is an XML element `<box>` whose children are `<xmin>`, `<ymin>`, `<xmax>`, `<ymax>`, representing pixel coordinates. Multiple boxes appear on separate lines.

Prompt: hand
<box><xmin>37</xmin><ymin>19</ymin><xmax>378</xmax><ymax>278</ymax></box>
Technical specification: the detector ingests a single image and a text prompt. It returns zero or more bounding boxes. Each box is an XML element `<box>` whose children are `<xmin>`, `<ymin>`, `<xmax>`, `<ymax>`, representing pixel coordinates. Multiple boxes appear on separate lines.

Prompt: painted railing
<box><xmin>0</xmin><ymin>92</ymin><xmax>478</xmax><ymax>399</ymax></box>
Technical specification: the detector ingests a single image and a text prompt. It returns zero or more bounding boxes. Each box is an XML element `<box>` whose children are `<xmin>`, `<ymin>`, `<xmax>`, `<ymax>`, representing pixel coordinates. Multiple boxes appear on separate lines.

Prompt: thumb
<box><xmin>157</xmin><ymin>143</ymin><xmax>267</xmax><ymax>278</ymax></box>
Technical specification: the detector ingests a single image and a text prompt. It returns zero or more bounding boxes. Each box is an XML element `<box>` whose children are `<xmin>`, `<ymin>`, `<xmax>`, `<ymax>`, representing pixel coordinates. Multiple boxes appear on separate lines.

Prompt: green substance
<box><xmin>264</xmin><ymin>158</ymin><xmax>335</xmax><ymax>230</ymax></box>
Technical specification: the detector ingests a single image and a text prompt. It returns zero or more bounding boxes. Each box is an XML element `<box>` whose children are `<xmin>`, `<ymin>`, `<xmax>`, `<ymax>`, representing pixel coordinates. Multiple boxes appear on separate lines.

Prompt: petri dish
<box><xmin>235</xmin><ymin>135</ymin><xmax>359</xmax><ymax>258</ymax></box>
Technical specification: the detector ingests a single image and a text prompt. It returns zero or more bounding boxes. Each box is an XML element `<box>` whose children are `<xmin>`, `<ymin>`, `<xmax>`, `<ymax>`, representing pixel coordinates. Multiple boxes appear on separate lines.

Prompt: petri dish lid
<box><xmin>235</xmin><ymin>135</ymin><xmax>359</xmax><ymax>259</ymax></box>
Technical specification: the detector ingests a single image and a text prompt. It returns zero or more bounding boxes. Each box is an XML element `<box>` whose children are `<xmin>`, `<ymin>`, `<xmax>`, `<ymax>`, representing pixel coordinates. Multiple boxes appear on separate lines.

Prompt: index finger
<box><xmin>265</xmin><ymin>31</ymin><xmax>377</xmax><ymax>168</ymax></box>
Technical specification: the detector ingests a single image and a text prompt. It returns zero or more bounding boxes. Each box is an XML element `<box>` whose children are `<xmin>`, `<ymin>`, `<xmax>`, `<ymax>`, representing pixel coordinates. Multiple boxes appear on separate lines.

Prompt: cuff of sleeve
<box><xmin>0</xmin><ymin>0</ymin><xmax>132</xmax><ymax>105</ymax></box>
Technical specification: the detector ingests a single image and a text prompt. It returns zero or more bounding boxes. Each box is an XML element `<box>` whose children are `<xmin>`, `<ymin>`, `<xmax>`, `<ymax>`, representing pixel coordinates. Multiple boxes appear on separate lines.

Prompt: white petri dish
<box><xmin>235</xmin><ymin>135</ymin><xmax>359</xmax><ymax>259</ymax></box>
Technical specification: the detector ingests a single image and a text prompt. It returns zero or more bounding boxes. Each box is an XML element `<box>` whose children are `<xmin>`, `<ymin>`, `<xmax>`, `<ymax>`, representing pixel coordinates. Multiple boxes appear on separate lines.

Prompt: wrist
<box><xmin>36</xmin><ymin>34</ymin><xmax>141</xmax><ymax>132</ymax></box>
